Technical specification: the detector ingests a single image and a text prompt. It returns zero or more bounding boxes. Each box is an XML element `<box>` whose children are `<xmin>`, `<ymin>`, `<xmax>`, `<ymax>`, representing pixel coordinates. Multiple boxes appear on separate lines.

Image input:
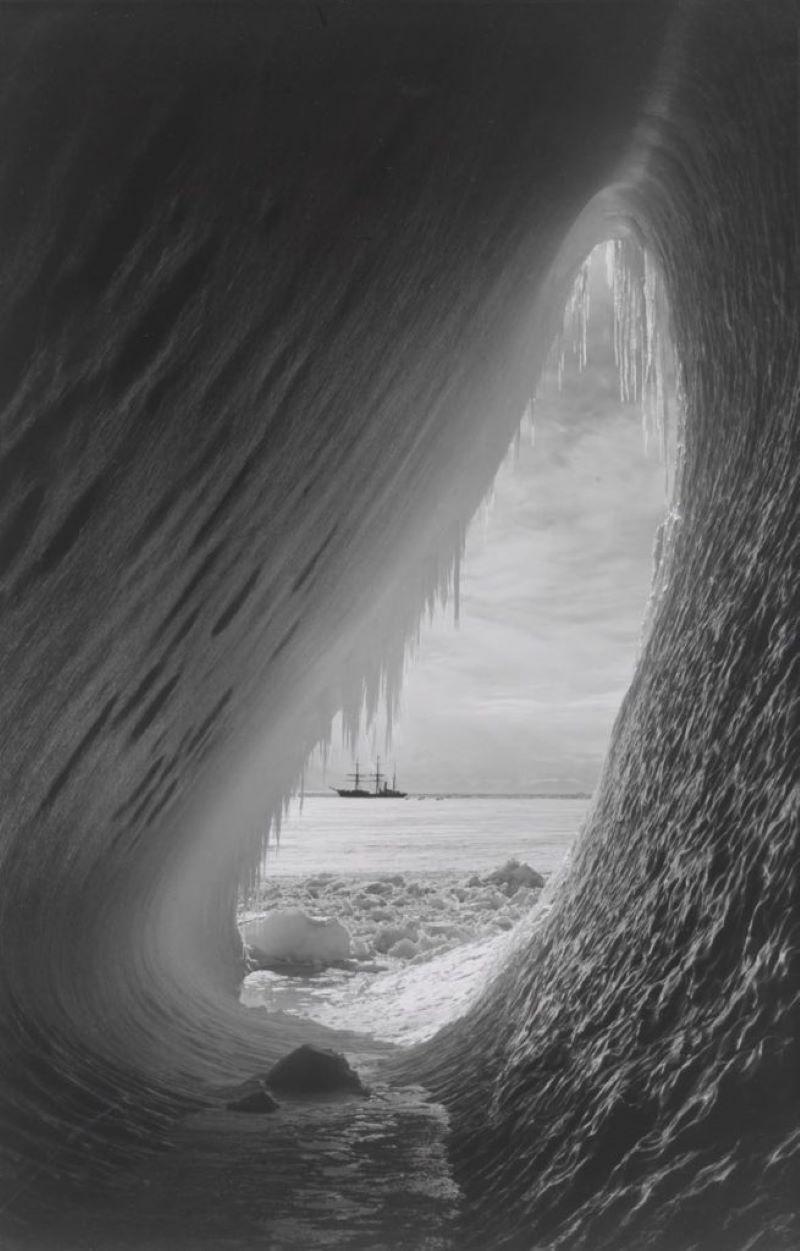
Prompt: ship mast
<box><xmin>347</xmin><ymin>760</ymin><xmax>362</xmax><ymax>789</ymax></box>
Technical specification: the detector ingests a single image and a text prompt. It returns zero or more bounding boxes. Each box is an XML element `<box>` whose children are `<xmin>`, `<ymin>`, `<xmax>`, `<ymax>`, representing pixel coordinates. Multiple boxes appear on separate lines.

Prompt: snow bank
<box><xmin>240</xmin><ymin>909</ymin><xmax>351</xmax><ymax>968</ymax></box>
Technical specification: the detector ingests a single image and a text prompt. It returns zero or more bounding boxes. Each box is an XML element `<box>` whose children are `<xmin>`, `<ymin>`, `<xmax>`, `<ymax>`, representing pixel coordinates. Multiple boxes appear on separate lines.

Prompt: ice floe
<box><xmin>241</xmin><ymin>909</ymin><xmax>351</xmax><ymax>968</ymax></box>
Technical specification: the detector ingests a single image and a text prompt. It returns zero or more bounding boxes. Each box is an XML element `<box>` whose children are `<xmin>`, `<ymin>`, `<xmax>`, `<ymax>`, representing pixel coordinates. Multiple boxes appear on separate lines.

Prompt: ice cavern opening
<box><xmin>237</xmin><ymin>239</ymin><xmax>673</xmax><ymax>1049</ymax></box>
<box><xmin>1</xmin><ymin>3</ymin><xmax>797</xmax><ymax>1250</ymax></box>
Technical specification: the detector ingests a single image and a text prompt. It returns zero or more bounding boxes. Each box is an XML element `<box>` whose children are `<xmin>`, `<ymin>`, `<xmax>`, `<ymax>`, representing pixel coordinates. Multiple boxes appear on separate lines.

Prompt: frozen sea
<box><xmin>263</xmin><ymin>794</ymin><xmax>588</xmax><ymax>878</ymax></box>
<box><xmin>241</xmin><ymin>795</ymin><xmax>589</xmax><ymax>1045</ymax></box>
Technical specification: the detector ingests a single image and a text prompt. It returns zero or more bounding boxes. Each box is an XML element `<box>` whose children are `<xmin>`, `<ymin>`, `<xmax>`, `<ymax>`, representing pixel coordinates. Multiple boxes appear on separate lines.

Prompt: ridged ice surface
<box><xmin>0</xmin><ymin>3</ymin><xmax>797</xmax><ymax>1249</ymax></box>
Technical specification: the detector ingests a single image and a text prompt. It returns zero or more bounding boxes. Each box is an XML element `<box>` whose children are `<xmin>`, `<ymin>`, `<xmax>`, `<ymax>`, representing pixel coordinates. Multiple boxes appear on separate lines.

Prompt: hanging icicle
<box><xmin>548</xmin><ymin>237</ymin><xmax>682</xmax><ymax>500</ymax></box>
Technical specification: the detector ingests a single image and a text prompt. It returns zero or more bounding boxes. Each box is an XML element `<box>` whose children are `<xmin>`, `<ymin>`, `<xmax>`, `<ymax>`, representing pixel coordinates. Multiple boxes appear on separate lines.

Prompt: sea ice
<box><xmin>239</xmin><ymin>861</ymin><xmax>559</xmax><ymax>1042</ymax></box>
<box><xmin>241</xmin><ymin>863</ymin><xmax>546</xmax><ymax>973</ymax></box>
<box><xmin>241</xmin><ymin>909</ymin><xmax>351</xmax><ymax>968</ymax></box>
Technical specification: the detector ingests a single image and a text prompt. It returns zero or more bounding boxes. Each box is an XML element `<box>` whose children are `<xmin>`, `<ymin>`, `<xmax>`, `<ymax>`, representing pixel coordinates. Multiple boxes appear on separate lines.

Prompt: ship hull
<box><xmin>333</xmin><ymin>789</ymin><xmax>407</xmax><ymax>798</ymax></box>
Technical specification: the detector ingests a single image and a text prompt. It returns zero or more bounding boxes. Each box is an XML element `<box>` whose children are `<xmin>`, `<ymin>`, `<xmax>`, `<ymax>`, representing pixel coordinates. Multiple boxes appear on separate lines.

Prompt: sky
<box><xmin>306</xmin><ymin>254</ymin><xmax>667</xmax><ymax>795</ymax></box>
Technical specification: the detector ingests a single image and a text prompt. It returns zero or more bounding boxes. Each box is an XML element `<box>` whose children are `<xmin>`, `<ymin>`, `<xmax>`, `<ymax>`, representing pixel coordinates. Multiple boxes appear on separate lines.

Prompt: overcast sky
<box><xmin>306</xmin><ymin>262</ymin><xmax>667</xmax><ymax>794</ymax></box>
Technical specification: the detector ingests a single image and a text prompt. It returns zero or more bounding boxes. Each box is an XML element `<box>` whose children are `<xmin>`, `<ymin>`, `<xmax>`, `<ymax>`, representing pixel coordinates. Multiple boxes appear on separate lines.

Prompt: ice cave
<box><xmin>0</xmin><ymin>3</ymin><xmax>797</xmax><ymax>1249</ymax></box>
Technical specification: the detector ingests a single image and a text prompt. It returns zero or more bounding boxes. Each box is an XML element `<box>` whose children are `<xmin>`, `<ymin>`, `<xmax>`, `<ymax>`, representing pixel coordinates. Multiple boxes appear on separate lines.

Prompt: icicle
<box><xmin>522</xmin><ymin>397</ymin><xmax>536</xmax><ymax>447</ymax></box>
<box><xmin>453</xmin><ymin>538</ymin><xmax>461</xmax><ymax>627</ymax></box>
<box><xmin>479</xmin><ymin>483</ymin><xmax>496</xmax><ymax>540</ymax></box>
<box><xmin>450</xmin><ymin>517</ymin><xmax>468</xmax><ymax>628</ymax></box>
<box><xmin>553</xmin><ymin>254</ymin><xmax>593</xmax><ymax>389</ymax></box>
<box><xmin>597</xmin><ymin>235</ymin><xmax>682</xmax><ymax>493</ymax></box>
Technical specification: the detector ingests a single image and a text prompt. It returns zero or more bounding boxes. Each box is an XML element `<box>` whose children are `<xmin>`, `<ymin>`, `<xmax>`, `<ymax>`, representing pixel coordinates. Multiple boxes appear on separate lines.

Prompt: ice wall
<box><xmin>0</xmin><ymin>2</ymin><xmax>796</xmax><ymax>1248</ymax></box>
<box><xmin>409</xmin><ymin>6</ymin><xmax>800</xmax><ymax>1248</ymax></box>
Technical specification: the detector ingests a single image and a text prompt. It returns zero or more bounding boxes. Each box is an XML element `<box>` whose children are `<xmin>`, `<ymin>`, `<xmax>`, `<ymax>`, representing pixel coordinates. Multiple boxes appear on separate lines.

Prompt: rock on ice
<box><xmin>241</xmin><ymin>909</ymin><xmax>350</xmax><ymax>967</ymax></box>
<box><xmin>265</xmin><ymin>1044</ymin><xmax>366</xmax><ymax>1096</ymax></box>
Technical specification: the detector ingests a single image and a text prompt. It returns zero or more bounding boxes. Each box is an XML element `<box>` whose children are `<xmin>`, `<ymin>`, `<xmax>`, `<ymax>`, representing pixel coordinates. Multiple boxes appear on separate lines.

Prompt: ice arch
<box><xmin>0</xmin><ymin>3</ymin><xmax>796</xmax><ymax>1248</ymax></box>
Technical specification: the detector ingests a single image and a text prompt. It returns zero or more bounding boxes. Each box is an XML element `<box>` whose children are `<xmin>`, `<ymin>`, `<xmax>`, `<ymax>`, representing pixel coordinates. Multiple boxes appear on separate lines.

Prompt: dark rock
<box><xmin>226</xmin><ymin>1085</ymin><xmax>279</xmax><ymax>1114</ymax></box>
<box><xmin>265</xmin><ymin>1044</ymin><xmax>366</xmax><ymax>1096</ymax></box>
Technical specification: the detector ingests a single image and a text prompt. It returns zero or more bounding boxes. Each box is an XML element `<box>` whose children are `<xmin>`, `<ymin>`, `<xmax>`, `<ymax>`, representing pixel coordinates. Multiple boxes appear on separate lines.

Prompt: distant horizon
<box><xmin>302</xmin><ymin>790</ymin><xmax>594</xmax><ymax>800</ymax></box>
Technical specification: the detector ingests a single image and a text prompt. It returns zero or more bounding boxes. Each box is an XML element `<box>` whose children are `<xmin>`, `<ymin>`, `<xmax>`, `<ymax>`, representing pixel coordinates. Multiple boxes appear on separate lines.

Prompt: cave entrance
<box><xmin>238</xmin><ymin>239</ymin><xmax>675</xmax><ymax>1045</ymax></box>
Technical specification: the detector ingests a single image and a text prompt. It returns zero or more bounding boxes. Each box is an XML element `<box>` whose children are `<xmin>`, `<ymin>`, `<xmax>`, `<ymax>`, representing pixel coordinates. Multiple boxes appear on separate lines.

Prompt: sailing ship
<box><xmin>332</xmin><ymin>757</ymin><xmax>407</xmax><ymax>798</ymax></box>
